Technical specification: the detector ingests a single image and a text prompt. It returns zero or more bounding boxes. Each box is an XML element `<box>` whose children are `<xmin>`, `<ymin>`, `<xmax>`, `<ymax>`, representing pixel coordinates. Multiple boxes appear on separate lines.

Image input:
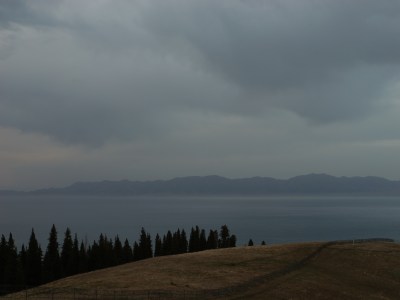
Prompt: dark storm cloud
<box><xmin>1</xmin><ymin>0</ymin><xmax>400</xmax><ymax>145</ymax></box>
<box><xmin>138</xmin><ymin>0</ymin><xmax>400</xmax><ymax>121</ymax></box>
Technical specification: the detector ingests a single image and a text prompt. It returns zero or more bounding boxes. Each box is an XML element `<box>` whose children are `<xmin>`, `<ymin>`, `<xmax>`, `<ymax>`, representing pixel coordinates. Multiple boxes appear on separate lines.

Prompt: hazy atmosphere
<box><xmin>1</xmin><ymin>0</ymin><xmax>400</xmax><ymax>190</ymax></box>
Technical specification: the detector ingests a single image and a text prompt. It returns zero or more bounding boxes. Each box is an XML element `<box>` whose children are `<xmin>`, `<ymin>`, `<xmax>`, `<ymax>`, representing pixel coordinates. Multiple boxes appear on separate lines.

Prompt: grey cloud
<box><xmin>1</xmin><ymin>1</ymin><xmax>400</xmax><ymax>146</ymax></box>
<box><xmin>137</xmin><ymin>0</ymin><xmax>400</xmax><ymax>121</ymax></box>
<box><xmin>0</xmin><ymin>0</ymin><xmax>30</xmax><ymax>27</ymax></box>
<box><xmin>0</xmin><ymin>0</ymin><xmax>59</xmax><ymax>28</ymax></box>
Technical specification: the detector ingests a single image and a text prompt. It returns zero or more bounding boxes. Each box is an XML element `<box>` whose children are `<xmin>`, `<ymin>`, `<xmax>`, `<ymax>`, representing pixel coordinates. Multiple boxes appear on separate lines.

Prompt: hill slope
<box><xmin>5</xmin><ymin>240</ymin><xmax>400</xmax><ymax>299</ymax></box>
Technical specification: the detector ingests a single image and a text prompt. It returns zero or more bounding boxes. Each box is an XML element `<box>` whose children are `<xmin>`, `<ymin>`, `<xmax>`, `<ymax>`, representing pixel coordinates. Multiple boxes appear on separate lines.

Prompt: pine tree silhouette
<box><xmin>114</xmin><ymin>235</ymin><xmax>123</xmax><ymax>265</ymax></box>
<box><xmin>4</xmin><ymin>233</ymin><xmax>18</xmax><ymax>285</ymax></box>
<box><xmin>43</xmin><ymin>225</ymin><xmax>61</xmax><ymax>282</ymax></box>
<box><xmin>206</xmin><ymin>230</ymin><xmax>218</xmax><ymax>249</ymax></box>
<box><xmin>26</xmin><ymin>229</ymin><xmax>42</xmax><ymax>286</ymax></box>
<box><xmin>61</xmin><ymin>228</ymin><xmax>73</xmax><ymax>276</ymax></box>
<box><xmin>219</xmin><ymin>225</ymin><xmax>230</xmax><ymax>248</ymax></box>
<box><xmin>122</xmin><ymin>239</ymin><xmax>133</xmax><ymax>263</ymax></box>
<box><xmin>78</xmin><ymin>241</ymin><xmax>88</xmax><ymax>273</ymax></box>
<box><xmin>154</xmin><ymin>234</ymin><xmax>162</xmax><ymax>257</ymax></box>
<box><xmin>0</xmin><ymin>234</ymin><xmax>7</xmax><ymax>285</ymax></box>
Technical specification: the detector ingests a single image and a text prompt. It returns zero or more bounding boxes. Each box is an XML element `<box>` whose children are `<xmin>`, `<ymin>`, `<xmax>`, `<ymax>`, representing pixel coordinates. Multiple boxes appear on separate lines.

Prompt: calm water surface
<box><xmin>1</xmin><ymin>195</ymin><xmax>400</xmax><ymax>247</ymax></box>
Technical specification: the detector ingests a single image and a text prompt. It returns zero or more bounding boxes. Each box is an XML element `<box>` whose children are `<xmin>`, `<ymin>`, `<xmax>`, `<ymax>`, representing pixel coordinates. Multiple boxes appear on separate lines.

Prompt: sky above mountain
<box><xmin>1</xmin><ymin>0</ymin><xmax>400</xmax><ymax>190</ymax></box>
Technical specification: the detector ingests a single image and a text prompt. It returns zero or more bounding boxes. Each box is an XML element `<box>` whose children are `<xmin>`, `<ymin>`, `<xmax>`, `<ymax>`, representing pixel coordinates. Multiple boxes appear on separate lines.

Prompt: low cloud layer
<box><xmin>1</xmin><ymin>1</ymin><xmax>400</xmax><ymax>188</ymax></box>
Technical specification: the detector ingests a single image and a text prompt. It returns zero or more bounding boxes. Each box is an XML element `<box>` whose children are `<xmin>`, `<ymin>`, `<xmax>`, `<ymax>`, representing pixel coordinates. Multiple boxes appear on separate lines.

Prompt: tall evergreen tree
<box><xmin>122</xmin><ymin>239</ymin><xmax>133</xmax><ymax>263</ymax></box>
<box><xmin>199</xmin><ymin>229</ymin><xmax>207</xmax><ymax>251</ymax></box>
<box><xmin>4</xmin><ymin>233</ymin><xmax>18</xmax><ymax>285</ymax></box>
<box><xmin>219</xmin><ymin>225</ymin><xmax>231</xmax><ymax>248</ymax></box>
<box><xmin>154</xmin><ymin>234</ymin><xmax>162</xmax><ymax>257</ymax></box>
<box><xmin>95</xmin><ymin>234</ymin><xmax>114</xmax><ymax>268</ymax></box>
<box><xmin>43</xmin><ymin>224</ymin><xmax>61</xmax><ymax>282</ymax></box>
<box><xmin>145</xmin><ymin>232</ymin><xmax>153</xmax><ymax>259</ymax></box>
<box><xmin>133</xmin><ymin>241</ymin><xmax>140</xmax><ymax>261</ymax></box>
<box><xmin>0</xmin><ymin>234</ymin><xmax>7</xmax><ymax>284</ymax></box>
<box><xmin>18</xmin><ymin>244</ymin><xmax>27</xmax><ymax>285</ymax></box>
<box><xmin>71</xmin><ymin>234</ymin><xmax>80</xmax><ymax>275</ymax></box>
<box><xmin>163</xmin><ymin>231</ymin><xmax>173</xmax><ymax>255</ymax></box>
<box><xmin>138</xmin><ymin>228</ymin><xmax>152</xmax><ymax>259</ymax></box>
<box><xmin>179</xmin><ymin>229</ymin><xmax>188</xmax><ymax>253</ymax></box>
<box><xmin>206</xmin><ymin>230</ymin><xmax>218</xmax><ymax>249</ymax></box>
<box><xmin>114</xmin><ymin>235</ymin><xmax>123</xmax><ymax>265</ymax></box>
<box><xmin>26</xmin><ymin>229</ymin><xmax>42</xmax><ymax>286</ymax></box>
<box><xmin>78</xmin><ymin>241</ymin><xmax>88</xmax><ymax>273</ymax></box>
<box><xmin>229</xmin><ymin>234</ymin><xmax>237</xmax><ymax>247</ymax></box>
<box><xmin>172</xmin><ymin>230</ymin><xmax>180</xmax><ymax>254</ymax></box>
<box><xmin>61</xmin><ymin>228</ymin><xmax>73</xmax><ymax>276</ymax></box>
<box><xmin>104</xmin><ymin>236</ymin><xmax>114</xmax><ymax>267</ymax></box>
<box><xmin>189</xmin><ymin>226</ymin><xmax>200</xmax><ymax>252</ymax></box>
<box><xmin>88</xmin><ymin>242</ymin><xmax>99</xmax><ymax>270</ymax></box>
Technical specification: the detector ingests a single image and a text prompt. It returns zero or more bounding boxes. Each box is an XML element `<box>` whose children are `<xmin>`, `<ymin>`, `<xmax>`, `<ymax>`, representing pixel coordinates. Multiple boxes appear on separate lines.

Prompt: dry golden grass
<box><xmin>4</xmin><ymin>241</ymin><xmax>400</xmax><ymax>299</ymax></box>
<box><xmin>228</xmin><ymin>242</ymin><xmax>400</xmax><ymax>300</ymax></box>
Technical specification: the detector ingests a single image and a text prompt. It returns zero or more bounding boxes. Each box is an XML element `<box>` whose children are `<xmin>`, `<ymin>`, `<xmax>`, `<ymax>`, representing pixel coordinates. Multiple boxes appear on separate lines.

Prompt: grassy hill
<box><xmin>3</xmin><ymin>240</ymin><xmax>400</xmax><ymax>299</ymax></box>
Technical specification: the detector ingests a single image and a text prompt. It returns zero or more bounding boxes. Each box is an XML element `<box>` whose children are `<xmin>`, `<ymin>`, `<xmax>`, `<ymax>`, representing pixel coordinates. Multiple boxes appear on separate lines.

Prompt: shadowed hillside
<box><xmin>3</xmin><ymin>240</ymin><xmax>400</xmax><ymax>299</ymax></box>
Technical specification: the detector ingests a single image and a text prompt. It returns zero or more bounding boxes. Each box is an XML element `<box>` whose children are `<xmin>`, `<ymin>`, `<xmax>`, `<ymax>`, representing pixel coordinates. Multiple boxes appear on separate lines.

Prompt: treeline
<box><xmin>0</xmin><ymin>224</ymin><xmax>236</xmax><ymax>291</ymax></box>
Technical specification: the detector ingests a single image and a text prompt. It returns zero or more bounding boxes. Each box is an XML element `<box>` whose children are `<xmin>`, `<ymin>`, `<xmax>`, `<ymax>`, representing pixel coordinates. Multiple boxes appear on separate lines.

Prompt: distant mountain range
<box><xmin>4</xmin><ymin>174</ymin><xmax>400</xmax><ymax>196</ymax></box>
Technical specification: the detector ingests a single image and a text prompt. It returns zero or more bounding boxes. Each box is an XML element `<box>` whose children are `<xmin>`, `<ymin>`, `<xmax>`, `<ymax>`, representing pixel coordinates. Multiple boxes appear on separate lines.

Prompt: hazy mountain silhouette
<box><xmin>24</xmin><ymin>174</ymin><xmax>400</xmax><ymax>196</ymax></box>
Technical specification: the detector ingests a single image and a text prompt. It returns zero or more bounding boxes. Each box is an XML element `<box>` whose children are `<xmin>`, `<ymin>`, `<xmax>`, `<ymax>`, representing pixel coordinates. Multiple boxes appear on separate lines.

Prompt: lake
<box><xmin>1</xmin><ymin>195</ymin><xmax>400</xmax><ymax>248</ymax></box>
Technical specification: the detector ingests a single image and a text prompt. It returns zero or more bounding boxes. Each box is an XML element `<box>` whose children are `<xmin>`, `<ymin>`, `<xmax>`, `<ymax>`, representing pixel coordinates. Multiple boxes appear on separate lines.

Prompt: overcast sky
<box><xmin>1</xmin><ymin>0</ymin><xmax>400</xmax><ymax>190</ymax></box>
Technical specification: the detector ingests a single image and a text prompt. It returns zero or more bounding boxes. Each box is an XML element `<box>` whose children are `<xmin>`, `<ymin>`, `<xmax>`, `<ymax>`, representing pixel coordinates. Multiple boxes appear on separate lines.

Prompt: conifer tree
<box><xmin>248</xmin><ymin>239</ymin><xmax>254</xmax><ymax>246</ymax></box>
<box><xmin>96</xmin><ymin>234</ymin><xmax>114</xmax><ymax>268</ymax></box>
<box><xmin>88</xmin><ymin>242</ymin><xmax>99</xmax><ymax>270</ymax></box>
<box><xmin>105</xmin><ymin>236</ymin><xmax>114</xmax><ymax>267</ymax></box>
<box><xmin>179</xmin><ymin>229</ymin><xmax>188</xmax><ymax>253</ymax></box>
<box><xmin>122</xmin><ymin>239</ymin><xmax>133</xmax><ymax>263</ymax></box>
<box><xmin>172</xmin><ymin>229</ymin><xmax>181</xmax><ymax>254</ymax></box>
<box><xmin>97</xmin><ymin>234</ymin><xmax>106</xmax><ymax>267</ymax></box>
<box><xmin>219</xmin><ymin>225</ymin><xmax>230</xmax><ymax>248</ymax></box>
<box><xmin>26</xmin><ymin>229</ymin><xmax>42</xmax><ymax>286</ymax></box>
<box><xmin>43</xmin><ymin>224</ymin><xmax>61</xmax><ymax>282</ymax></box>
<box><xmin>133</xmin><ymin>241</ymin><xmax>140</xmax><ymax>261</ymax></box>
<box><xmin>189</xmin><ymin>226</ymin><xmax>200</xmax><ymax>252</ymax></box>
<box><xmin>18</xmin><ymin>244</ymin><xmax>27</xmax><ymax>285</ymax></box>
<box><xmin>78</xmin><ymin>241</ymin><xmax>88</xmax><ymax>273</ymax></box>
<box><xmin>114</xmin><ymin>235</ymin><xmax>123</xmax><ymax>265</ymax></box>
<box><xmin>261</xmin><ymin>241</ymin><xmax>266</xmax><ymax>246</ymax></box>
<box><xmin>163</xmin><ymin>231</ymin><xmax>173</xmax><ymax>255</ymax></box>
<box><xmin>154</xmin><ymin>234</ymin><xmax>162</xmax><ymax>257</ymax></box>
<box><xmin>71</xmin><ymin>234</ymin><xmax>80</xmax><ymax>274</ymax></box>
<box><xmin>229</xmin><ymin>234</ymin><xmax>237</xmax><ymax>247</ymax></box>
<box><xmin>145</xmin><ymin>232</ymin><xmax>153</xmax><ymax>259</ymax></box>
<box><xmin>199</xmin><ymin>229</ymin><xmax>207</xmax><ymax>251</ymax></box>
<box><xmin>4</xmin><ymin>233</ymin><xmax>18</xmax><ymax>285</ymax></box>
<box><xmin>0</xmin><ymin>234</ymin><xmax>7</xmax><ymax>284</ymax></box>
<box><xmin>138</xmin><ymin>228</ymin><xmax>152</xmax><ymax>259</ymax></box>
<box><xmin>206</xmin><ymin>230</ymin><xmax>218</xmax><ymax>249</ymax></box>
<box><xmin>61</xmin><ymin>228</ymin><xmax>73</xmax><ymax>276</ymax></box>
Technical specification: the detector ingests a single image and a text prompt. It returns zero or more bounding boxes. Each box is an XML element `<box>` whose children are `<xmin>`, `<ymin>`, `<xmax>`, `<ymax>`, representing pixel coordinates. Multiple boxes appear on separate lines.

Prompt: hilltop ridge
<box><xmin>24</xmin><ymin>173</ymin><xmax>400</xmax><ymax>196</ymax></box>
<box><xmin>4</xmin><ymin>240</ymin><xmax>400</xmax><ymax>299</ymax></box>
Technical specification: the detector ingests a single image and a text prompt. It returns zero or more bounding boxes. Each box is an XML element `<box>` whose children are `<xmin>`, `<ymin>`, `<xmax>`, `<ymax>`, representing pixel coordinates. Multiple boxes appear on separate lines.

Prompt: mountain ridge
<box><xmin>14</xmin><ymin>173</ymin><xmax>400</xmax><ymax>196</ymax></box>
